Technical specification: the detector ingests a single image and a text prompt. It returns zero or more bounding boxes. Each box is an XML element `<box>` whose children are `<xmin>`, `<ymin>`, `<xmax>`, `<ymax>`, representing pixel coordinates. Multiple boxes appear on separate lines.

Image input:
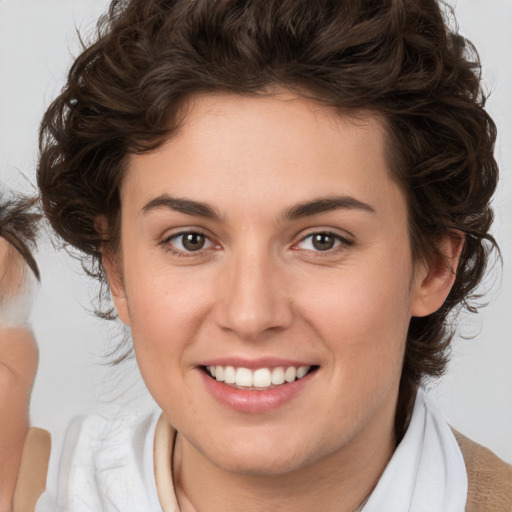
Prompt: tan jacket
<box><xmin>12</xmin><ymin>426</ymin><xmax>512</xmax><ymax>512</ymax></box>
<box><xmin>453</xmin><ymin>430</ymin><xmax>512</xmax><ymax>512</ymax></box>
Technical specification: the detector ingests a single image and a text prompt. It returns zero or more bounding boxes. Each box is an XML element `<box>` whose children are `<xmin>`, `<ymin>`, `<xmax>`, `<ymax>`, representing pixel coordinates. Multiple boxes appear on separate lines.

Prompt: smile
<box><xmin>204</xmin><ymin>365</ymin><xmax>313</xmax><ymax>390</ymax></box>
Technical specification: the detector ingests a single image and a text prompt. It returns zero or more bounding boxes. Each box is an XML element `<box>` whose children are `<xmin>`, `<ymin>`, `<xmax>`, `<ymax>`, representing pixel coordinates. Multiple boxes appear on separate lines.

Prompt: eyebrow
<box><xmin>142</xmin><ymin>195</ymin><xmax>221</xmax><ymax>220</ymax></box>
<box><xmin>282</xmin><ymin>196</ymin><xmax>376</xmax><ymax>220</ymax></box>
<box><xmin>142</xmin><ymin>194</ymin><xmax>375</xmax><ymax>222</ymax></box>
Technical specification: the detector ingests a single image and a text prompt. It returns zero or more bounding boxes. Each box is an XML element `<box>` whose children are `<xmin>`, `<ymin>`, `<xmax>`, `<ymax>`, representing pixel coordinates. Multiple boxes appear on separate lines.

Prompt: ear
<box><xmin>411</xmin><ymin>232</ymin><xmax>465</xmax><ymax>317</ymax></box>
<box><xmin>102</xmin><ymin>248</ymin><xmax>131</xmax><ymax>326</ymax></box>
<box><xmin>96</xmin><ymin>215</ymin><xmax>131</xmax><ymax>326</ymax></box>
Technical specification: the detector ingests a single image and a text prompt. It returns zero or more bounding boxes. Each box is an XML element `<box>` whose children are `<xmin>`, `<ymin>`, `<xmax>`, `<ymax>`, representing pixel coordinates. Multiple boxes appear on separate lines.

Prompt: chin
<box><xmin>197</xmin><ymin>430</ymin><xmax>333</xmax><ymax>478</ymax></box>
<box><xmin>213</xmin><ymin>452</ymin><xmax>310</xmax><ymax>477</ymax></box>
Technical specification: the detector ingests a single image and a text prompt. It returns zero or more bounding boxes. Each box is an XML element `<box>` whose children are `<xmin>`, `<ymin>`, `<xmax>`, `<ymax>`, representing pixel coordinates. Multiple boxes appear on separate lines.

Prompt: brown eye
<box><xmin>167</xmin><ymin>231</ymin><xmax>213</xmax><ymax>253</ymax></box>
<box><xmin>181</xmin><ymin>232</ymin><xmax>206</xmax><ymax>251</ymax></box>
<box><xmin>295</xmin><ymin>231</ymin><xmax>350</xmax><ymax>253</ymax></box>
<box><xmin>312</xmin><ymin>233</ymin><xmax>336</xmax><ymax>251</ymax></box>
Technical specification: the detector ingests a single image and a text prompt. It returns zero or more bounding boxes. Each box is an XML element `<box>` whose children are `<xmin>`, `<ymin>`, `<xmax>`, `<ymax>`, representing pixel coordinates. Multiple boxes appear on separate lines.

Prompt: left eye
<box><xmin>168</xmin><ymin>232</ymin><xmax>214</xmax><ymax>252</ymax></box>
<box><xmin>296</xmin><ymin>232</ymin><xmax>346</xmax><ymax>252</ymax></box>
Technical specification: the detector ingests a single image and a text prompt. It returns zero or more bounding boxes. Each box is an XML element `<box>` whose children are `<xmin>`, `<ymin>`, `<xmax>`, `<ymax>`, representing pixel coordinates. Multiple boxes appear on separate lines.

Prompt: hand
<box><xmin>0</xmin><ymin>237</ymin><xmax>39</xmax><ymax>512</ymax></box>
<box><xmin>0</xmin><ymin>328</ymin><xmax>38</xmax><ymax>512</ymax></box>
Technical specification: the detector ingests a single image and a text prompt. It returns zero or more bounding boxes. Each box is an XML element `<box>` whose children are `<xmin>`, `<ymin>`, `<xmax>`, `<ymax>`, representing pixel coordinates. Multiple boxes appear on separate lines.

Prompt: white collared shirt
<box><xmin>35</xmin><ymin>389</ymin><xmax>467</xmax><ymax>512</ymax></box>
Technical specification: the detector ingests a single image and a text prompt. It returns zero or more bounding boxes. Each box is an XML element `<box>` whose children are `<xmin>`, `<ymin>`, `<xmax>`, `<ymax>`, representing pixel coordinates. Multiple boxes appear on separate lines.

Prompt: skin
<box><xmin>106</xmin><ymin>92</ymin><xmax>462</xmax><ymax>512</ymax></box>
<box><xmin>0</xmin><ymin>238</ymin><xmax>38</xmax><ymax>512</ymax></box>
<box><xmin>0</xmin><ymin>240</ymin><xmax>25</xmax><ymax>301</ymax></box>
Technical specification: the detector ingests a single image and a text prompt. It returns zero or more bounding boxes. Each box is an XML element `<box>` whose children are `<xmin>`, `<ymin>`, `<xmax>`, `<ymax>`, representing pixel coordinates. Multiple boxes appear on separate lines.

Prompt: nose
<box><xmin>214</xmin><ymin>248</ymin><xmax>294</xmax><ymax>341</ymax></box>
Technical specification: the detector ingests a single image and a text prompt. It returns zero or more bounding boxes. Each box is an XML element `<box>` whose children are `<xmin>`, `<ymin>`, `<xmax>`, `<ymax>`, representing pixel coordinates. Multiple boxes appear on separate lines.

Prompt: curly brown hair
<box><xmin>37</xmin><ymin>0</ymin><xmax>498</xmax><ymax>434</ymax></box>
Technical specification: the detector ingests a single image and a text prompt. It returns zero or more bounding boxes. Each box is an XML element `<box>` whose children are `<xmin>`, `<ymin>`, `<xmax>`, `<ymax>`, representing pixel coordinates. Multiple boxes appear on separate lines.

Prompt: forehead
<box><xmin>173</xmin><ymin>91</ymin><xmax>387</xmax><ymax>159</ymax></box>
<box><xmin>122</xmin><ymin>92</ymin><xmax>404</xmax><ymax>222</ymax></box>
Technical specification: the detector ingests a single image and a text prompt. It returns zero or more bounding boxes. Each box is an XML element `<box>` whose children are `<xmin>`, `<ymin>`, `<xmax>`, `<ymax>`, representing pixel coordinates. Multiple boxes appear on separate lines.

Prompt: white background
<box><xmin>1</xmin><ymin>0</ymin><xmax>511</xmax><ymax>462</ymax></box>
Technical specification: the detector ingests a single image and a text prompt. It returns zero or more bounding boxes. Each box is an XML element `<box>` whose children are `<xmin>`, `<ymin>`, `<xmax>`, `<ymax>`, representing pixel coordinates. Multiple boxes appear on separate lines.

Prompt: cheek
<box><xmin>124</xmin><ymin>267</ymin><xmax>213</xmax><ymax>375</ymax></box>
<box><xmin>299</xmin><ymin>256</ymin><xmax>414</xmax><ymax>372</ymax></box>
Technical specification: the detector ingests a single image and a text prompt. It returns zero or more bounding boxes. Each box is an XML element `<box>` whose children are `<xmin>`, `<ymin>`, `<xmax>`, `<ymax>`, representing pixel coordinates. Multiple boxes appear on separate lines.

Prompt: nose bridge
<box><xmin>216</xmin><ymin>239</ymin><xmax>292</xmax><ymax>339</ymax></box>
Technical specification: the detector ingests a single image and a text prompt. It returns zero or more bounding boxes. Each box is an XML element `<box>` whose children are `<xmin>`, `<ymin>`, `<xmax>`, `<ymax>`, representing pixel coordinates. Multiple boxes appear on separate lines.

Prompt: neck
<box><xmin>173</xmin><ymin>399</ymin><xmax>397</xmax><ymax>512</ymax></box>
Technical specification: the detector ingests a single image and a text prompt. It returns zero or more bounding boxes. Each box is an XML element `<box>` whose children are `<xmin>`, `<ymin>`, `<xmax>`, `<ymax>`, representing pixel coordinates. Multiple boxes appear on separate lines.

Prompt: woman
<box><xmin>13</xmin><ymin>0</ymin><xmax>512</xmax><ymax>510</ymax></box>
<box><xmin>0</xmin><ymin>195</ymin><xmax>40</xmax><ymax>512</ymax></box>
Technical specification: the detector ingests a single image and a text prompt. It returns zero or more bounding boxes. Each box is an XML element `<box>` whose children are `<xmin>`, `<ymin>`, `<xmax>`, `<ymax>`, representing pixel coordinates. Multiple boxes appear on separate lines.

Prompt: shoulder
<box><xmin>33</xmin><ymin>409</ymin><xmax>162</xmax><ymax>512</ymax></box>
<box><xmin>452</xmin><ymin>429</ymin><xmax>512</xmax><ymax>512</ymax></box>
<box><xmin>61</xmin><ymin>407</ymin><xmax>160</xmax><ymax>459</ymax></box>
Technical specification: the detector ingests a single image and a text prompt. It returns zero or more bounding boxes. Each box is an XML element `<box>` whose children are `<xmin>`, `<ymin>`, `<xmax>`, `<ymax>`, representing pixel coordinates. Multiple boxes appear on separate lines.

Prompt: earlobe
<box><xmin>102</xmin><ymin>248</ymin><xmax>132</xmax><ymax>327</ymax></box>
<box><xmin>411</xmin><ymin>232</ymin><xmax>465</xmax><ymax>318</ymax></box>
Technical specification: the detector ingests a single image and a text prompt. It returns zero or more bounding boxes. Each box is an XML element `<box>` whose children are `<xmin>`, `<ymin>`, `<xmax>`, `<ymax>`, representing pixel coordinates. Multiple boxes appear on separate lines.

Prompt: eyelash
<box><xmin>160</xmin><ymin>230</ymin><xmax>353</xmax><ymax>257</ymax></box>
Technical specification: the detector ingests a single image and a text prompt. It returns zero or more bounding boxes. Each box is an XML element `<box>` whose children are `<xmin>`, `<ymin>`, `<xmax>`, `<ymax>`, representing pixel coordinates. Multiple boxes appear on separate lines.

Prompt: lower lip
<box><xmin>199</xmin><ymin>369</ymin><xmax>316</xmax><ymax>413</ymax></box>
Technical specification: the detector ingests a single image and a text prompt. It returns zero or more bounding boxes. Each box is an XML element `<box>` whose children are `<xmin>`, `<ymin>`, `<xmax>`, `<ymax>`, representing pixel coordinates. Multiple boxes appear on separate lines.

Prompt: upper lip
<box><xmin>199</xmin><ymin>357</ymin><xmax>317</xmax><ymax>370</ymax></box>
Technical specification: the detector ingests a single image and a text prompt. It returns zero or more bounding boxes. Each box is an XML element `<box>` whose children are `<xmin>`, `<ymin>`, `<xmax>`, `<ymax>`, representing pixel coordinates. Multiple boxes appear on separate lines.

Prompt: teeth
<box><xmin>224</xmin><ymin>366</ymin><xmax>236</xmax><ymax>384</ymax></box>
<box><xmin>271</xmin><ymin>367</ymin><xmax>285</xmax><ymax>385</ymax></box>
<box><xmin>297</xmin><ymin>366</ymin><xmax>308</xmax><ymax>379</ymax></box>
<box><xmin>253</xmin><ymin>368</ymin><xmax>271</xmax><ymax>388</ymax></box>
<box><xmin>235</xmin><ymin>367</ymin><xmax>253</xmax><ymax>387</ymax></box>
<box><xmin>205</xmin><ymin>365</ymin><xmax>311</xmax><ymax>389</ymax></box>
<box><xmin>285</xmin><ymin>367</ymin><xmax>296</xmax><ymax>383</ymax></box>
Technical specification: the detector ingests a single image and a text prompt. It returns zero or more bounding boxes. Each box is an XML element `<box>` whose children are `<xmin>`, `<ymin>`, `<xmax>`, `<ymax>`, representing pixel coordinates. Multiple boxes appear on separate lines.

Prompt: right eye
<box><xmin>164</xmin><ymin>231</ymin><xmax>215</xmax><ymax>255</ymax></box>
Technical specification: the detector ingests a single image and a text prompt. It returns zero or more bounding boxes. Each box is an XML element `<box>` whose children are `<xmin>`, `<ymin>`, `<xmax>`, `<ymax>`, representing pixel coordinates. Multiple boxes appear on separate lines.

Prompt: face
<box><xmin>108</xmin><ymin>92</ymin><xmax>450</xmax><ymax>476</ymax></box>
<box><xmin>0</xmin><ymin>238</ymin><xmax>25</xmax><ymax>301</ymax></box>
